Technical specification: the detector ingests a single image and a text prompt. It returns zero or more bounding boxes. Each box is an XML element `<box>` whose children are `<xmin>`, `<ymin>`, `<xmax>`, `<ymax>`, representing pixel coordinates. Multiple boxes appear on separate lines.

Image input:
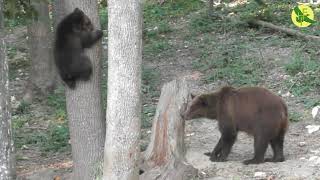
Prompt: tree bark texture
<box><xmin>0</xmin><ymin>0</ymin><xmax>3</xmax><ymax>29</ymax></box>
<box><xmin>140</xmin><ymin>78</ymin><xmax>198</xmax><ymax>180</ymax></box>
<box><xmin>0</xmin><ymin>38</ymin><xmax>15</xmax><ymax>179</ymax></box>
<box><xmin>52</xmin><ymin>0</ymin><xmax>67</xmax><ymax>28</ymax></box>
<box><xmin>103</xmin><ymin>0</ymin><xmax>143</xmax><ymax>179</ymax></box>
<box><xmin>24</xmin><ymin>0</ymin><xmax>56</xmax><ymax>102</ymax></box>
<box><xmin>56</xmin><ymin>1</ymin><xmax>106</xmax><ymax>179</ymax></box>
<box><xmin>208</xmin><ymin>0</ymin><xmax>214</xmax><ymax>17</ymax></box>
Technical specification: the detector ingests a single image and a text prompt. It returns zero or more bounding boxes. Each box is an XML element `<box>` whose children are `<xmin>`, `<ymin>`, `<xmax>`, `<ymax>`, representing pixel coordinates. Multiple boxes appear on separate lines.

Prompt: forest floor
<box><xmin>6</xmin><ymin>1</ymin><xmax>320</xmax><ymax>180</ymax></box>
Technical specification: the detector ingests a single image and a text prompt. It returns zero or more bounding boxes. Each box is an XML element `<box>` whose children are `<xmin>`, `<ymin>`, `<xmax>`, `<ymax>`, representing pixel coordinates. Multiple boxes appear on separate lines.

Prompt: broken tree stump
<box><xmin>140</xmin><ymin>78</ymin><xmax>198</xmax><ymax>180</ymax></box>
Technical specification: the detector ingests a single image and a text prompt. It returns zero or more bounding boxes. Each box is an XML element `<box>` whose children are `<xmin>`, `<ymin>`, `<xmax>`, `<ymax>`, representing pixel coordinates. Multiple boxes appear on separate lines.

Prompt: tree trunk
<box><xmin>140</xmin><ymin>78</ymin><xmax>198</xmax><ymax>180</ymax></box>
<box><xmin>208</xmin><ymin>0</ymin><xmax>214</xmax><ymax>17</ymax></box>
<box><xmin>0</xmin><ymin>0</ymin><xmax>3</xmax><ymax>29</ymax></box>
<box><xmin>55</xmin><ymin>1</ymin><xmax>106</xmax><ymax>179</ymax></box>
<box><xmin>52</xmin><ymin>0</ymin><xmax>67</xmax><ymax>28</ymax></box>
<box><xmin>0</xmin><ymin>34</ymin><xmax>16</xmax><ymax>180</ymax></box>
<box><xmin>103</xmin><ymin>0</ymin><xmax>142</xmax><ymax>179</ymax></box>
<box><xmin>23</xmin><ymin>0</ymin><xmax>56</xmax><ymax>103</ymax></box>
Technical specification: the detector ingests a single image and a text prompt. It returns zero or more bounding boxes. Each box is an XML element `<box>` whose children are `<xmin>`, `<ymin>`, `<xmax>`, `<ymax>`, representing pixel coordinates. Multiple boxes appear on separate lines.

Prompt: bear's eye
<box><xmin>200</xmin><ymin>99</ymin><xmax>208</xmax><ymax>106</ymax></box>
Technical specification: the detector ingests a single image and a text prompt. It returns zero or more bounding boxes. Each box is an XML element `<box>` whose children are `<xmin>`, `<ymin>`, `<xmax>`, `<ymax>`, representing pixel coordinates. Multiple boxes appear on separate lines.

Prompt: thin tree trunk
<box><xmin>23</xmin><ymin>1</ymin><xmax>56</xmax><ymax>102</ymax></box>
<box><xmin>52</xmin><ymin>0</ymin><xmax>67</xmax><ymax>28</ymax></box>
<box><xmin>0</xmin><ymin>0</ymin><xmax>3</xmax><ymax>29</ymax></box>
<box><xmin>140</xmin><ymin>78</ymin><xmax>198</xmax><ymax>180</ymax></box>
<box><xmin>55</xmin><ymin>1</ymin><xmax>106</xmax><ymax>179</ymax></box>
<box><xmin>0</xmin><ymin>33</ymin><xmax>16</xmax><ymax>180</ymax></box>
<box><xmin>208</xmin><ymin>0</ymin><xmax>214</xmax><ymax>17</ymax></box>
<box><xmin>103</xmin><ymin>0</ymin><xmax>142</xmax><ymax>179</ymax></box>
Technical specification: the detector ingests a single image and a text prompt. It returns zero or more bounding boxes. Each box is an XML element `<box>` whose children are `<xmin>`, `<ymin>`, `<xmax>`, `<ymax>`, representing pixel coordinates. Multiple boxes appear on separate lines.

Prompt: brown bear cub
<box><xmin>183</xmin><ymin>86</ymin><xmax>288</xmax><ymax>165</ymax></box>
<box><xmin>54</xmin><ymin>8</ymin><xmax>103</xmax><ymax>89</ymax></box>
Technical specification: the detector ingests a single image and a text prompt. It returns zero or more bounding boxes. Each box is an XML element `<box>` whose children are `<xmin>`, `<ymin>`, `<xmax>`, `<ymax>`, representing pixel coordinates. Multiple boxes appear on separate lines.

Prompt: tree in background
<box><xmin>23</xmin><ymin>0</ymin><xmax>56</xmax><ymax>103</ymax></box>
<box><xmin>53</xmin><ymin>0</ymin><xmax>105</xmax><ymax>179</ymax></box>
<box><xmin>103</xmin><ymin>0</ymin><xmax>142</xmax><ymax>179</ymax></box>
<box><xmin>0</xmin><ymin>0</ymin><xmax>15</xmax><ymax>178</ymax></box>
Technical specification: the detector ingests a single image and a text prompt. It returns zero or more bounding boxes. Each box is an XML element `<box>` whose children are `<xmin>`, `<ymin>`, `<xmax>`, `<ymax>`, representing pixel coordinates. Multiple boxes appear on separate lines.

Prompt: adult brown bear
<box><xmin>183</xmin><ymin>86</ymin><xmax>288</xmax><ymax>165</ymax></box>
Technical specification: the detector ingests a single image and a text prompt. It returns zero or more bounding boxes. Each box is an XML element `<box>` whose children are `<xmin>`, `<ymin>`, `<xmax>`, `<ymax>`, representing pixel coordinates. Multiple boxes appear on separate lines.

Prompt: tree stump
<box><xmin>140</xmin><ymin>78</ymin><xmax>198</xmax><ymax>180</ymax></box>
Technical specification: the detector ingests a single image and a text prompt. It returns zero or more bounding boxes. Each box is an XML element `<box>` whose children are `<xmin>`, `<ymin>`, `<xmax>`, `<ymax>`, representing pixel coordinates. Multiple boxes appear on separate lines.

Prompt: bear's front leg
<box><xmin>204</xmin><ymin>138</ymin><xmax>223</xmax><ymax>161</ymax></box>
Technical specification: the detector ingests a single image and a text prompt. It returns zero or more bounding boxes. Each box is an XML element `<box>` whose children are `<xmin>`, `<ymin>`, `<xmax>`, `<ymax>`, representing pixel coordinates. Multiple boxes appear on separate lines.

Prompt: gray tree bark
<box><xmin>23</xmin><ymin>0</ymin><xmax>56</xmax><ymax>102</ymax></box>
<box><xmin>140</xmin><ymin>78</ymin><xmax>198</xmax><ymax>180</ymax></box>
<box><xmin>54</xmin><ymin>1</ymin><xmax>106</xmax><ymax>179</ymax></box>
<box><xmin>208</xmin><ymin>0</ymin><xmax>214</xmax><ymax>17</ymax></box>
<box><xmin>103</xmin><ymin>0</ymin><xmax>142</xmax><ymax>179</ymax></box>
<box><xmin>52</xmin><ymin>0</ymin><xmax>67</xmax><ymax>28</ymax></box>
<box><xmin>0</xmin><ymin>22</ymin><xmax>15</xmax><ymax>180</ymax></box>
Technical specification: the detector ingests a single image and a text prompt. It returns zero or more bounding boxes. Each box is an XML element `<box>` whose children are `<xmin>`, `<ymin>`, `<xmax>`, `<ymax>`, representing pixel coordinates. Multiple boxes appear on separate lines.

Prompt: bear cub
<box><xmin>54</xmin><ymin>8</ymin><xmax>103</xmax><ymax>89</ymax></box>
<box><xmin>183</xmin><ymin>86</ymin><xmax>288</xmax><ymax>165</ymax></box>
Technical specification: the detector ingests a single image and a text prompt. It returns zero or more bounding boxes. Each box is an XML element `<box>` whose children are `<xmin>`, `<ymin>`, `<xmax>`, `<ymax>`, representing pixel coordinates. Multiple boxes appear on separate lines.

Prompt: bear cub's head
<box><xmin>66</xmin><ymin>8</ymin><xmax>103</xmax><ymax>42</ymax></box>
<box><xmin>183</xmin><ymin>92</ymin><xmax>219</xmax><ymax>120</ymax></box>
<box><xmin>70</xmin><ymin>8</ymin><xmax>94</xmax><ymax>33</ymax></box>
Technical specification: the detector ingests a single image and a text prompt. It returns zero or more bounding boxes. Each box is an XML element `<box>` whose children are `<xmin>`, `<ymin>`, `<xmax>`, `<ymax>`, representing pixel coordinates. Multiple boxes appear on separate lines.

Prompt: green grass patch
<box><xmin>47</xmin><ymin>86</ymin><xmax>66</xmax><ymax>114</ymax></box>
<box><xmin>14</xmin><ymin>121</ymin><xmax>70</xmax><ymax>153</ymax></box>
<box><xmin>42</xmin><ymin>122</ymin><xmax>70</xmax><ymax>152</ymax></box>
<box><xmin>285</xmin><ymin>52</ymin><xmax>320</xmax><ymax>95</ymax></box>
<box><xmin>205</xmin><ymin>57</ymin><xmax>265</xmax><ymax>85</ymax></box>
<box><xmin>289</xmin><ymin>111</ymin><xmax>302</xmax><ymax>122</ymax></box>
<box><xmin>144</xmin><ymin>0</ymin><xmax>203</xmax><ymax>23</ymax></box>
<box><xmin>144</xmin><ymin>39</ymin><xmax>172</xmax><ymax>55</ymax></box>
<box><xmin>14</xmin><ymin>101</ymin><xmax>31</xmax><ymax>115</ymax></box>
<box><xmin>141</xmin><ymin>66</ymin><xmax>160</xmax><ymax>129</ymax></box>
<box><xmin>142</xmin><ymin>66</ymin><xmax>160</xmax><ymax>99</ymax></box>
<box><xmin>192</xmin><ymin>35</ymin><xmax>266</xmax><ymax>86</ymax></box>
<box><xmin>99</xmin><ymin>8</ymin><xmax>108</xmax><ymax>30</ymax></box>
<box><xmin>144</xmin><ymin>0</ymin><xmax>203</xmax><ymax>41</ymax></box>
<box><xmin>142</xmin><ymin>105</ymin><xmax>156</xmax><ymax>129</ymax></box>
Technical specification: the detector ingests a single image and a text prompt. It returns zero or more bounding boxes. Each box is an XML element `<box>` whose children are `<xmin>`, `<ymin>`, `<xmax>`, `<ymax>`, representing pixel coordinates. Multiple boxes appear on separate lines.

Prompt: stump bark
<box><xmin>140</xmin><ymin>78</ymin><xmax>198</xmax><ymax>180</ymax></box>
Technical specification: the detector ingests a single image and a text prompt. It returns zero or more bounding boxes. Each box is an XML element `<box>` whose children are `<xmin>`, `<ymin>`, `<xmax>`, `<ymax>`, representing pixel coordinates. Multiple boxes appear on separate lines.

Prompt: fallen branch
<box><xmin>248</xmin><ymin>19</ymin><xmax>320</xmax><ymax>42</ymax></box>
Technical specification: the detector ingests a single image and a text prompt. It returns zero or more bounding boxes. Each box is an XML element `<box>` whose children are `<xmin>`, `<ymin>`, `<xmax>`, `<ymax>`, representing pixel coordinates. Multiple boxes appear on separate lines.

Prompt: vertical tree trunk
<box><xmin>140</xmin><ymin>78</ymin><xmax>198</xmax><ymax>180</ymax></box>
<box><xmin>0</xmin><ymin>28</ymin><xmax>15</xmax><ymax>180</ymax></box>
<box><xmin>54</xmin><ymin>1</ymin><xmax>106</xmax><ymax>179</ymax></box>
<box><xmin>103</xmin><ymin>0</ymin><xmax>142</xmax><ymax>179</ymax></box>
<box><xmin>52</xmin><ymin>0</ymin><xmax>67</xmax><ymax>28</ymax></box>
<box><xmin>23</xmin><ymin>1</ymin><xmax>56</xmax><ymax>102</ymax></box>
<box><xmin>208</xmin><ymin>0</ymin><xmax>214</xmax><ymax>17</ymax></box>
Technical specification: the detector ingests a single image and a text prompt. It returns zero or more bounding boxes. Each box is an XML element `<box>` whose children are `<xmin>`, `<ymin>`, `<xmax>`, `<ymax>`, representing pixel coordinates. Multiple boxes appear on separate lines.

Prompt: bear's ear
<box><xmin>73</xmin><ymin>8</ymin><xmax>84</xmax><ymax>15</ymax></box>
<box><xmin>74</xmin><ymin>8</ymin><xmax>80</xmax><ymax>12</ymax></box>
<box><xmin>191</xmin><ymin>93</ymin><xmax>196</xmax><ymax>99</ymax></box>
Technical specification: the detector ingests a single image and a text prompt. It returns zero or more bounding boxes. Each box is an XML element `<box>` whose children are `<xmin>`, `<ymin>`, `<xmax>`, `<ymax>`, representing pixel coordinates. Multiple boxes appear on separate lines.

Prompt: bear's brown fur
<box><xmin>183</xmin><ymin>86</ymin><xmax>288</xmax><ymax>164</ymax></box>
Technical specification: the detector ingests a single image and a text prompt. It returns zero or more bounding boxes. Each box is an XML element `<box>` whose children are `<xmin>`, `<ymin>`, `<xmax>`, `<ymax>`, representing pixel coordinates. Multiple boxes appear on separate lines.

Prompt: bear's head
<box><xmin>70</xmin><ymin>8</ymin><xmax>94</xmax><ymax>33</ymax></box>
<box><xmin>183</xmin><ymin>92</ymin><xmax>219</xmax><ymax>120</ymax></box>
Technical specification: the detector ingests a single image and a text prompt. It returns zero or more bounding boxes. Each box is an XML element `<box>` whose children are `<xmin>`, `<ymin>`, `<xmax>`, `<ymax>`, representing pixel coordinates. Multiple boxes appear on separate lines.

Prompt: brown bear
<box><xmin>183</xmin><ymin>86</ymin><xmax>288</xmax><ymax>165</ymax></box>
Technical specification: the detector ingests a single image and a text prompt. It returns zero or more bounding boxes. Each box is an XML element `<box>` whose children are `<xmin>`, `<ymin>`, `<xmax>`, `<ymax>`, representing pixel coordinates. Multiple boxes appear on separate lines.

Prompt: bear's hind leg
<box><xmin>62</xmin><ymin>76</ymin><xmax>76</xmax><ymax>89</ymax></box>
<box><xmin>70</xmin><ymin>55</ymin><xmax>93</xmax><ymax>82</ymax></box>
<box><xmin>243</xmin><ymin>135</ymin><xmax>268</xmax><ymax>165</ymax></box>
<box><xmin>265</xmin><ymin>131</ymin><xmax>285</xmax><ymax>162</ymax></box>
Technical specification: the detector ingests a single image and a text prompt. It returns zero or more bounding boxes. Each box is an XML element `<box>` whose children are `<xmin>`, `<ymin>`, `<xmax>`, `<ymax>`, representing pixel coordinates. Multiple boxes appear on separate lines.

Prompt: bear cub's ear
<box><xmin>73</xmin><ymin>8</ymin><xmax>84</xmax><ymax>14</ymax></box>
